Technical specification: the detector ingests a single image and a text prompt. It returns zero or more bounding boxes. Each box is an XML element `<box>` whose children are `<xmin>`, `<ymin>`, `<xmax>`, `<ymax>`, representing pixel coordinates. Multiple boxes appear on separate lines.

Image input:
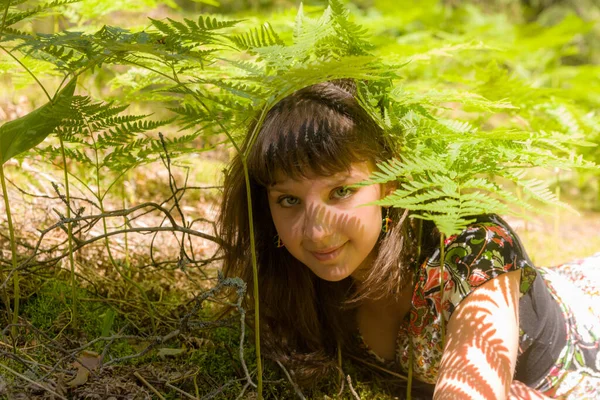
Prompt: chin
<box><xmin>313</xmin><ymin>267</ymin><xmax>352</xmax><ymax>282</ymax></box>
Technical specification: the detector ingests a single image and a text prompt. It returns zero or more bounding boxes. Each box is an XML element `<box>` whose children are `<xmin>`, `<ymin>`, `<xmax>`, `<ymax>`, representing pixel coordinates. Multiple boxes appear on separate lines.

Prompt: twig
<box><xmin>337</xmin><ymin>374</ymin><xmax>345</xmax><ymax>397</ymax></box>
<box><xmin>200</xmin><ymin>378</ymin><xmax>243</xmax><ymax>400</ymax></box>
<box><xmin>345</xmin><ymin>353</ymin><xmax>408</xmax><ymax>380</ymax></box>
<box><xmin>0</xmin><ymin>362</ymin><xmax>68</xmax><ymax>400</ymax></box>
<box><xmin>134</xmin><ymin>371</ymin><xmax>166</xmax><ymax>400</ymax></box>
<box><xmin>346</xmin><ymin>375</ymin><xmax>361</xmax><ymax>400</ymax></box>
<box><xmin>6</xmin><ymin>176</ymin><xmax>99</xmax><ymax>209</ymax></box>
<box><xmin>165</xmin><ymin>381</ymin><xmax>200</xmax><ymax>399</ymax></box>
<box><xmin>235</xmin><ymin>381</ymin><xmax>251</xmax><ymax>400</ymax></box>
<box><xmin>104</xmin><ymin>329</ymin><xmax>180</xmax><ymax>367</ymax></box>
<box><xmin>277</xmin><ymin>361</ymin><xmax>306</xmax><ymax>400</ymax></box>
<box><xmin>1</xmin><ymin>223</ymin><xmax>224</xmax><ymax>290</ymax></box>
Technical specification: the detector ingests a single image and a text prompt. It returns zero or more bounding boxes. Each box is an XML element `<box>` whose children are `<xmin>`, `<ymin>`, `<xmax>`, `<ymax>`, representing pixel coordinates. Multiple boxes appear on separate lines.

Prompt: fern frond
<box><xmin>91</xmin><ymin>114</ymin><xmax>147</xmax><ymax>131</ymax></box>
<box><xmin>230</xmin><ymin>22</ymin><xmax>284</xmax><ymax>50</ymax></box>
<box><xmin>37</xmin><ymin>145</ymin><xmax>94</xmax><ymax>166</ymax></box>
<box><xmin>105</xmin><ymin>119</ymin><xmax>174</xmax><ymax>142</ymax></box>
<box><xmin>329</xmin><ymin>0</ymin><xmax>373</xmax><ymax>55</ymax></box>
<box><xmin>189</xmin><ymin>15</ymin><xmax>241</xmax><ymax>31</ymax></box>
<box><xmin>3</xmin><ymin>0</ymin><xmax>80</xmax><ymax>28</ymax></box>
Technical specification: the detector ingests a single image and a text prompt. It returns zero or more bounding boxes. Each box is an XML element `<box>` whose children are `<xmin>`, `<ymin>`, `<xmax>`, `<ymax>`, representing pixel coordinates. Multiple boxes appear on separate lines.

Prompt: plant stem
<box><xmin>0</xmin><ymin>45</ymin><xmax>52</xmax><ymax>102</ymax></box>
<box><xmin>439</xmin><ymin>233</ymin><xmax>446</xmax><ymax>349</ymax></box>
<box><xmin>238</xmin><ymin>105</ymin><xmax>270</xmax><ymax>400</ymax></box>
<box><xmin>0</xmin><ymin>160</ymin><xmax>19</xmax><ymax>344</ymax></box>
<box><xmin>242</xmin><ymin>161</ymin><xmax>262</xmax><ymax>399</ymax></box>
<box><xmin>122</xmin><ymin>174</ymin><xmax>131</xmax><ymax>277</ymax></box>
<box><xmin>407</xmin><ymin>219</ymin><xmax>422</xmax><ymax>400</ymax></box>
<box><xmin>59</xmin><ymin>135</ymin><xmax>77</xmax><ymax>326</ymax></box>
<box><xmin>87</xmin><ymin>117</ymin><xmax>157</xmax><ymax>332</ymax></box>
<box><xmin>554</xmin><ymin>170</ymin><xmax>560</xmax><ymax>259</ymax></box>
<box><xmin>407</xmin><ymin>339</ymin><xmax>413</xmax><ymax>400</ymax></box>
<box><xmin>1</xmin><ymin>1</ymin><xmax>9</xmax><ymax>35</ymax></box>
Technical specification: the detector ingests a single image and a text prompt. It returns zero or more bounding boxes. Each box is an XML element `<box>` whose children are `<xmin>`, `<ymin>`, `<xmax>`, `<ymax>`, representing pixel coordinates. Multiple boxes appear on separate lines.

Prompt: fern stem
<box><xmin>239</xmin><ymin>105</ymin><xmax>271</xmax><ymax>399</ymax></box>
<box><xmin>439</xmin><ymin>233</ymin><xmax>446</xmax><ymax>349</ymax></box>
<box><xmin>123</xmin><ymin>180</ymin><xmax>131</xmax><ymax>277</ymax></box>
<box><xmin>99</xmin><ymin>195</ymin><xmax>157</xmax><ymax>331</ymax></box>
<box><xmin>0</xmin><ymin>45</ymin><xmax>51</xmax><ymax>102</ymax></box>
<box><xmin>90</xmin><ymin>120</ymin><xmax>157</xmax><ymax>332</ymax></box>
<box><xmin>407</xmin><ymin>219</ymin><xmax>422</xmax><ymax>400</ymax></box>
<box><xmin>407</xmin><ymin>338</ymin><xmax>413</xmax><ymax>400</ymax></box>
<box><xmin>0</xmin><ymin>159</ymin><xmax>19</xmax><ymax>344</ymax></box>
<box><xmin>416</xmin><ymin>219</ymin><xmax>423</xmax><ymax>262</ymax></box>
<box><xmin>554</xmin><ymin>170</ymin><xmax>560</xmax><ymax>258</ymax></box>
<box><xmin>337</xmin><ymin>341</ymin><xmax>343</xmax><ymax>387</ymax></box>
<box><xmin>186</xmin><ymin>92</ymin><xmax>242</xmax><ymax>156</ymax></box>
<box><xmin>242</xmin><ymin>159</ymin><xmax>263</xmax><ymax>399</ymax></box>
<box><xmin>59</xmin><ymin>136</ymin><xmax>77</xmax><ymax>326</ymax></box>
<box><xmin>1</xmin><ymin>1</ymin><xmax>9</xmax><ymax>35</ymax></box>
<box><xmin>122</xmin><ymin>57</ymin><xmax>244</xmax><ymax>156</ymax></box>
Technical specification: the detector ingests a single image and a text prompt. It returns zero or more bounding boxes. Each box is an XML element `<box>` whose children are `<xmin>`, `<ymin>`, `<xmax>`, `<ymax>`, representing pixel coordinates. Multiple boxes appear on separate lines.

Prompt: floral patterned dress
<box><xmin>357</xmin><ymin>214</ymin><xmax>600</xmax><ymax>399</ymax></box>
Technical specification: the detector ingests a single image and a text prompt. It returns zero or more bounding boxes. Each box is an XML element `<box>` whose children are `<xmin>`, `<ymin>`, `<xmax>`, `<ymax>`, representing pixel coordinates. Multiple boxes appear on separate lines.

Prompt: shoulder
<box><xmin>418</xmin><ymin>214</ymin><xmax>537</xmax><ymax>319</ymax></box>
<box><xmin>445</xmin><ymin>214</ymin><xmax>533</xmax><ymax>279</ymax></box>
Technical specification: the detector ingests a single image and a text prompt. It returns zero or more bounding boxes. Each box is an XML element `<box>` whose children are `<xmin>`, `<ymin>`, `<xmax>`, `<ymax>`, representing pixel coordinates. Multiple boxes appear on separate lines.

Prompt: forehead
<box><xmin>269</xmin><ymin>161</ymin><xmax>373</xmax><ymax>189</ymax></box>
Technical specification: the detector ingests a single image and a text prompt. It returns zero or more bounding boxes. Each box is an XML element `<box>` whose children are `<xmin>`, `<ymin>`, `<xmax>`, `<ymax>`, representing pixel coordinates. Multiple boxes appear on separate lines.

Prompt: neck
<box><xmin>362</xmin><ymin>271</ymin><xmax>414</xmax><ymax>315</ymax></box>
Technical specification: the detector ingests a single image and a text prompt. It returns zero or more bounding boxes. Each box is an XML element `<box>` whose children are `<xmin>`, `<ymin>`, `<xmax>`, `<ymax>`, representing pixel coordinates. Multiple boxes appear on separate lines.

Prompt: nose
<box><xmin>302</xmin><ymin>203</ymin><xmax>334</xmax><ymax>243</ymax></box>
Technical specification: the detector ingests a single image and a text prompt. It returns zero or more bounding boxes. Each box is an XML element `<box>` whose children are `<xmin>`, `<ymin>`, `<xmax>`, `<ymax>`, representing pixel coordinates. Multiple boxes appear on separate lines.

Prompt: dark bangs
<box><xmin>247</xmin><ymin>82</ymin><xmax>389</xmax><ymax>186</ymax></box>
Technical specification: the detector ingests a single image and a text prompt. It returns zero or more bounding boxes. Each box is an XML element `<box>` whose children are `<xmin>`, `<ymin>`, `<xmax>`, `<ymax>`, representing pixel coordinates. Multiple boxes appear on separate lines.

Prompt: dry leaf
<box><xmin>66</xmin><ymin>362</ymin><xmax>89</xmax><ymax>388</ymax></box>
<box><xmin>157</xmin><ymin>347</ymin><xmax>186</xmax><ymax>358</ymax></box>
<box><xmin>79</xmin><ymin>350</ymin><xmax>102</xmax><ymax>370</ymax></box>
<box><xmin>66</xmin><ymin>350</ymin><xmax>102</xmax><ymax>388</ymax></box>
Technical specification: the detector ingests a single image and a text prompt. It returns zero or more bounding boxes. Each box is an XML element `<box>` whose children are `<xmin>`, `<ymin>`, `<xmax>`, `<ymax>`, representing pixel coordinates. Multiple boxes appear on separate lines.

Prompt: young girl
<box><xmin>218</xmin><ymin>81</ymin><xmax>600</xmax><ymax>399</ymax></box>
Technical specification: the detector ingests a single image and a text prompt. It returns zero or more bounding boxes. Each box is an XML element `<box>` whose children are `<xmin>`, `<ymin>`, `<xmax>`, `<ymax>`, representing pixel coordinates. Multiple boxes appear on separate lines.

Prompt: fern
<box><xmin>33</xmin><ymin>94</ymin><xmax>172</xmax><ymax>199</ymax></box>
<box><xmin>3</xmin><ymin>0</ymin><xmax>597</xmax><ymax>238</ymax></box>
<box><xmin>2</xmin><ymin>0</ymin><xmax>80</xmax><ymax>28</ymax></box>
<box><xmin>230</xmin><ymin>22</ymin><xmax>284</xmax><ymax>50</ymax></box>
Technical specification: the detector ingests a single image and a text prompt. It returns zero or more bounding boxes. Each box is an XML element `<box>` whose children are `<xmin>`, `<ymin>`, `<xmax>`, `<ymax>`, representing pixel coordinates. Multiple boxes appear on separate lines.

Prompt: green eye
<box><xmin>278</xmin><ymin>196</ymin><xmax>300</xmax><ymax>207</ymax></box>
<box><xmin>332</xmin><ymin>186</ymin><xmax>354</xmax><ymax>199</ymax></box>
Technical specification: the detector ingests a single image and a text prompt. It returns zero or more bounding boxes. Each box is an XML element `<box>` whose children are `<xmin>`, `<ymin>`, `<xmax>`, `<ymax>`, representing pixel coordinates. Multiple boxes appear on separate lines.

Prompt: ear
<box><xmin>382</xmin><ymin>180</ymin><xmax>398</xmax><ymax>198</ymax></box>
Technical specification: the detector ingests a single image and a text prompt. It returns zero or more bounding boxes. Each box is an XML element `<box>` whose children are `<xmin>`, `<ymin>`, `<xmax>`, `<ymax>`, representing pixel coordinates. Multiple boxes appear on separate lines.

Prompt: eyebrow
<box><xmin>269</xmin><ymin>174</ymin><xmax>353</xmax><ymax>192</ymax></box>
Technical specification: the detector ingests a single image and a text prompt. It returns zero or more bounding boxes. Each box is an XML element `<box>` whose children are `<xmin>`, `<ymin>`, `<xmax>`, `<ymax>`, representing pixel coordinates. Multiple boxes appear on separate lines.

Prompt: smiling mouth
<box><xmin>310</xmin><ymin>243</ymin><xmax>346</xmax><ymax>261</ymax></box>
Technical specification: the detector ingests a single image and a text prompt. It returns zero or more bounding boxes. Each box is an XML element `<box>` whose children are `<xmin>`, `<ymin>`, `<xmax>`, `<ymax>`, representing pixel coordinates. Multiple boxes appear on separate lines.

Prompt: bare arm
<box><xmin>434</xmin><ymin>270</ymin><xmax>521</xmax><ymax>399</ymax></box>
<box><xmin>509</xmin><ymin>381</ymin><xmax>552</xmax><ymax>399</ymax></box>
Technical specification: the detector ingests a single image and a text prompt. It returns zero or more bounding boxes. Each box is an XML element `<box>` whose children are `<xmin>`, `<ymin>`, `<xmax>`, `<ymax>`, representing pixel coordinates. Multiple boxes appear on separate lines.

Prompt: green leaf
<box><xmin>0</xmin><ymin>78</ymin><xmax>76</xmax><ymax>164</ymax></box>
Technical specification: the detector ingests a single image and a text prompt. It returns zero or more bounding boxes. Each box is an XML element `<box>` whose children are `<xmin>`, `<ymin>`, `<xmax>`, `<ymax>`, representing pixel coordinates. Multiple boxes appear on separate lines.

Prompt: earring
<box><xmin>381</xmin><ymin>207</ymin><xmax>392</xmax><ymax>233</ymax></box>
<box><xmin>274</xmin><ymin>233</ymin><xmax>285</xmax><ymax>248</ymax></box>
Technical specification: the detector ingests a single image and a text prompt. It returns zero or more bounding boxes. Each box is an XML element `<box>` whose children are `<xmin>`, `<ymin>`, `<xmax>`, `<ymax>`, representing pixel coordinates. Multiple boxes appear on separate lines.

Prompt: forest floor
<box><xmin>1</xmin><ymin>151</ymin><xmax>599</xmax><ymax>399</ymax></box>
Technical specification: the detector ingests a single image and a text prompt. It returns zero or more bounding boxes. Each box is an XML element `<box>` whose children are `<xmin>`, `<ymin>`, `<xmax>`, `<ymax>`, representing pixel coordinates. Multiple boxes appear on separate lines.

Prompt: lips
<box><xmin>310</xmin><ymin>243</ymin><xmax>346</xmax><ymax>262</ymax></box>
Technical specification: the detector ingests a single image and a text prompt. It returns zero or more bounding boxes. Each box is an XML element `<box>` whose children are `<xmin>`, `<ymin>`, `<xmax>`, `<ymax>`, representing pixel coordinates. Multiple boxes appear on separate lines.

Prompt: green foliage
<box><xmin>20</xmin><ymin>279</ymin><xmax>126</xmax><ymax>339</ymax></box>
<box><xmin>34</xmin><ymin>95</ymin><xmax>173</xmax><ymax>199</ymax></box>
<box><xmin>1</xmin><ymin>0</ymin><xmax>599</xmax><ymax>397</ymax></box>
<box><xmin>0</xmin><ymin>78</ymin><xmax>76</xmax><ymax>164</ymax></box>
<box><xmin>2</xmin><ymin>0</ymin><xmax>597</xmax><ymax>234</ymax></box>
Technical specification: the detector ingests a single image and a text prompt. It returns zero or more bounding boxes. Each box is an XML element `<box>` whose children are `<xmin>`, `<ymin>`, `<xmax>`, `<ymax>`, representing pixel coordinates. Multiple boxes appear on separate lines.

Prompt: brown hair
<box><xmin>218</xmin><ymin>81</ymin><xmax>432</xmax><ymax>386</ymax></box>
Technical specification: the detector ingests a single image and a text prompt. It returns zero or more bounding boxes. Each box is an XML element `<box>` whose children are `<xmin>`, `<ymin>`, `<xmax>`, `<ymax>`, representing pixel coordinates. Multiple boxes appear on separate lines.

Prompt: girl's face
<box><xmin>267</xmin><ymin>161</ymin><xmax>387</xmax><ymax>282</ymax></box>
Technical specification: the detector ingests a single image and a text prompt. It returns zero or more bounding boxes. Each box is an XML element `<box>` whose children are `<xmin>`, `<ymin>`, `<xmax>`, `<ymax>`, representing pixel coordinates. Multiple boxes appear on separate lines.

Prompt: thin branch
<box><xmin>0</xmin><ymin>362</ymin><xmax>68</xmax><ymax>400</ymax></box>
<box><xmin>346</xmin><ymin>375</ymin><xmax>361</xmax><ymax>400</ymax></box>
<box><xmin>277</xmin><ymin>361</ymin><xmax>306</xmax><ymax>400</ymax></box>
<box><xmin>134</xmin><ymin>371</ymin><xmax>166</xmax><ymax>400</ymax></box>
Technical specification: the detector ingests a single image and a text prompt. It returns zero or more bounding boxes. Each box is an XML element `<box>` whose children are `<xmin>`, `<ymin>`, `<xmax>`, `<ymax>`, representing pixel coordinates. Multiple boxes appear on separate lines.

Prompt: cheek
<box><xmin>269</xmin><ymin>205</ymin><xmax>302</xmax><ymax>238</ymax></box>
<box><xmin>363</xmin><ymin>206</ymin><xmax>383</xmax><ymax>234</ymax></box>
<box><xmin>268</xmin><ymin>203</ymin><xmax>285</xmax><ymax>233</ymax></box>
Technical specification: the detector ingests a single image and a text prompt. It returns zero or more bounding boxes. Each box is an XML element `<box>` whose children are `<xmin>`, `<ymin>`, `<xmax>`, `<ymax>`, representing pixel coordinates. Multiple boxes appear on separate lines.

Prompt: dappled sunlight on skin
<box><xmin>434</xmin><ymin>270</ymin><xmax>520</xmax><ymax>400</ymax></box>
<box><xmin>267</xmin><ymin>162</ymin><xmax>385</xmax><ymax>282</ymax></box>
<box><xmin>508</xmin><ymin>381</ymin><xmax>552</xmax><ymax>399</ymax></box>
<box><xmin>295</xmin><ymin>201</ymin><xmax>366</xmax><ymax>244</ymax></box>
<box><xmin>285</xmin><ymin>200</ymin><xmax>375</xmax><ymax>281</ymax></box>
